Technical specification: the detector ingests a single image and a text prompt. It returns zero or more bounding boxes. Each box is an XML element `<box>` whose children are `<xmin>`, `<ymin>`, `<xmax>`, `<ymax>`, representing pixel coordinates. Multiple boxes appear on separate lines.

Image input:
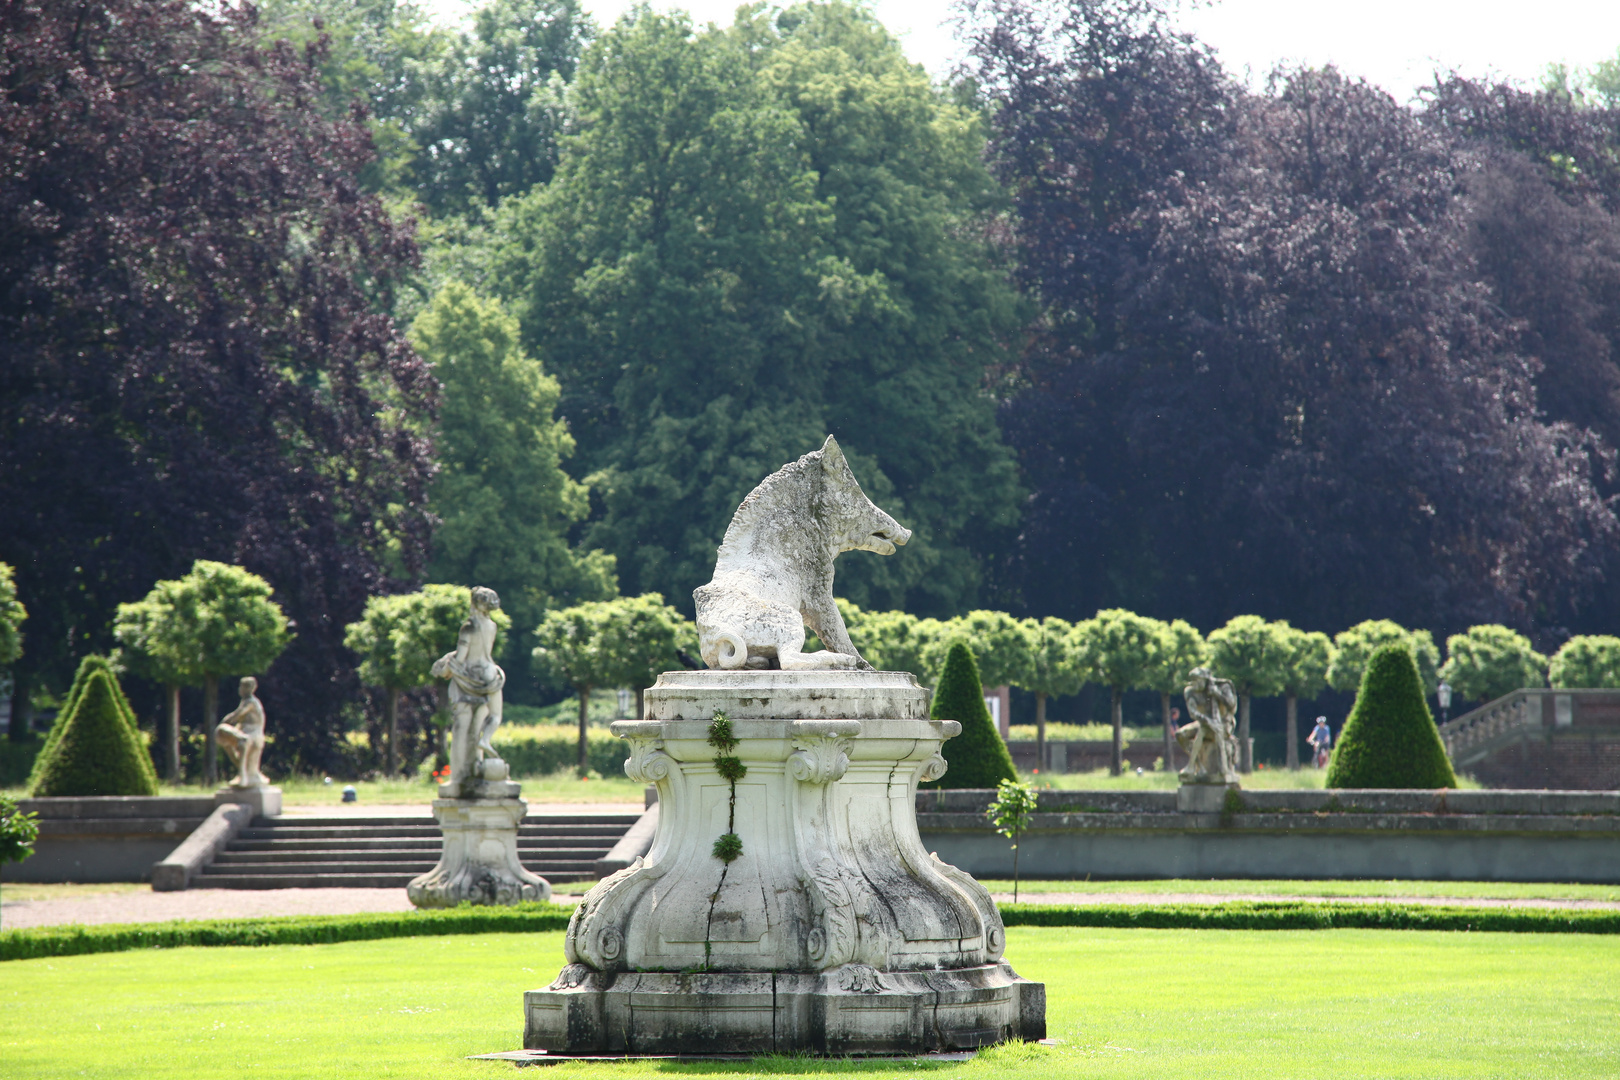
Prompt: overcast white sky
<box><xmin>428</xmin><ymin>0</ymin><xmax>1620</xmax><ymax>101</ymax></box>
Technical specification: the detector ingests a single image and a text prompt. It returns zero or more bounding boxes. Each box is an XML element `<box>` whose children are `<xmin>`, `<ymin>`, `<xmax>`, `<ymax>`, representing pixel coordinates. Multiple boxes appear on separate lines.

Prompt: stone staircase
<box><xmin>192</xmin><ymin>812</ymin><xmax>642</xmax><ymax>889</ymax></box>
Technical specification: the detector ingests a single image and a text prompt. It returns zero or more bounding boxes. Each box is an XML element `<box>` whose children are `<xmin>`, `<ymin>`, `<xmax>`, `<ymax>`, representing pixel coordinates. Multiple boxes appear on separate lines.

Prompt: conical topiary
<box><xmin>26</xmin><ymin>655</ymin><xmax>146</xmax><ymax>792</ymax></box>
<box><xmin>926</xmin><ymin>641</ymin><xmax>1017</xmax><ymax>789</ymax></box>
<box><xmin>1326</xmin><ymin>643</ymin><xmax>1457</xmax><ymax>789</ymax></box>
<box><xmin>30</xmin><ymin>664</ymin><xmax>160</xmax><ymax>797</ymax></box>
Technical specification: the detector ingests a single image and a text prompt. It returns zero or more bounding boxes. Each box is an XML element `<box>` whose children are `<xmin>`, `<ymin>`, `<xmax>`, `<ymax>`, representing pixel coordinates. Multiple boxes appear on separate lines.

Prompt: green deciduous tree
<box><xmin>0</xmin><ymin>794</ymin><xmax>39</xmax><ymax>929</ymax></box>
<box><xmin>1327</xmin><ymin>620</ymin><xmax>1440</xmax><ymax>696</ymax></box>
<box><xmin>1073</xmin><ymin>609</ymin><xmax>1162</xmax><ymax>776</ymax></box>
<box><xmin>1326</xmin><ymin>644</ymin><xmax>1457</xmax><ymax>789</ymax></box>
<box><xmin>1440</xmin><ymin>625</ymin><xmax>1548</xmax><ymax>705</ymax></box>
<box><xmin>839</xmin><ymin>601</ymin><xmax>945</xmax><ymax>680</ymax></box>
<box><xmin>112</xmin><ymin>593</ymin><xmax>192</xmax><ymax>782</ymax></box>
<box><xmin>1205</xmin><ymin>616</ymin><xmax>1289</xmax><ymax>773</ymax></box>
<box><xmin>926</xmin><ymin>642</ymin><xmax>1016</xmax><ymax>789</ymax></box>
<box><xmin>412</xmin><ymin>283</ymin><xmax>617</xmax><ymax>702</ymax></box>
<box><xmin>601</xmin><ymin>593</ymin><xmax>696</xmax><ymax>720</ymax></box>
<box><xmin>408</xmin><ymin>0</ymin><xmax>592</xmax><ymax>214</ymax></box>
<box><xmin>1276</xmin><ymin>625</ymin><xmax>1333</xmax><ymax>770</ymax></box>
<box><xmin>344</xmin><ymin>584</ymin><xmax>510</xmax><ymax>775</ymax></box>
<box><xmin>1145</xmin><ymin>619</ymin><xmax>1206</xmax><ymax>772</ymax></box>
<box><xmin>986</xmin><ymin>777</ymin><xmax>1038</xmax><ymax>902</ymax></box>
<box><xmin>497</xmin><ymin>2</ymin><xmax>1023</xmax><ymax>618</ymax></box>
<box><xmin>29</xmin><ymin>659</ymin><xmax>159</xmax><ymax>797</ymax></box>
<box><xmin>926</xmin><ymin>610</ymin><xmax>1036</xmax><ymax>693</ymax></box>
<box><xmin>1025</xmin><ymin>616</ymin><xmax>1082</xmax><ymax>771</ymax></box>
<box><xmin>0</xmin><ymin>562</ymin><xmax>26</xmax><ymax>742</ymax></box>
<box><xmin>532</xmin><ymin>599</ymin><xmax>634</xmax><ymax>774</ymax></box>
<box><xmin>1549</xmin><ymin>635</ymin><xmax>1620</xmax><ymax>689</ymax></box>
<box><xmin>114</xmin><ymin>562</ymin><xmax>292</xmax><ymax>786</ymax></box>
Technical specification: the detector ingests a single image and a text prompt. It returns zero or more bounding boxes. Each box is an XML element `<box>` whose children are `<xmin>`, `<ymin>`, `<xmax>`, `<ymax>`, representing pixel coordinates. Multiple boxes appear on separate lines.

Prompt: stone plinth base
<box><xmin>407</xmin><ymin>797</ymin><xmax>550</xmax><ymax>907</ymax></box>
<box><xmin>1176</xmin><ymin>782</ymin><xmax>1238</xmax><ymax>813</ymax></box>
<box><xmin>214</xmin><ymin>785</ymin><xmax>281</xmax><ymax>817</ymax></box>
<box><xmin>525</xmin><ymin>962</ymin><xmax>1044</xmax><ymax>1056</ymax></box>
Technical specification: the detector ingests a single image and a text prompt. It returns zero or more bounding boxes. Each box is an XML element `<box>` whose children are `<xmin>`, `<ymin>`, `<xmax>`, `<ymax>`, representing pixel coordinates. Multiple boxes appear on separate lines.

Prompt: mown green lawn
<box><xmin>2</xmin><ymin>926</ymin><xmax>1614</xmax><ymax>1079</ymax></box>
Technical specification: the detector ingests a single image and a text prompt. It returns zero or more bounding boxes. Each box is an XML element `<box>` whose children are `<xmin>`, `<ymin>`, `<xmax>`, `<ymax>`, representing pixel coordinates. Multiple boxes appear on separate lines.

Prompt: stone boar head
<box><xmin>812</xmin><ymin>435</ymin><xmax>911</xmax><ymax>556</ymax></box>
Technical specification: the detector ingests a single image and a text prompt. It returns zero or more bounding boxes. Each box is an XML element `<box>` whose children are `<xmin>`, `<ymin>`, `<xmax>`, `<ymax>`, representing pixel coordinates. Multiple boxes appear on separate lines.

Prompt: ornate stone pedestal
<box><xmin>215</xmin><ymin>784</ymin><xmax>281</xmax><ymax>817</ymax></box>
<box><xmin>523</xmin><ymin>669</ymin><xmax>1045</xmax><ymax>1056</ymax></box>
<box><xmin>408</xmin><ymin>780</ymin><xmax>550</xmax><ymax>907</ymax></box>
<box><xmin>1176</xmin><ymin>781</ymin><xmax>1239</xmax><ymax>813</ymax></box>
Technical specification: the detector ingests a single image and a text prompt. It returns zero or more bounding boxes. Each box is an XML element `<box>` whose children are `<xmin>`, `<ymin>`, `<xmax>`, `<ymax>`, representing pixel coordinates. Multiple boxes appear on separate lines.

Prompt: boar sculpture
<box><xmin>694</xmin><ymin>435</ymin><xmax>910</xmax><ymax>670</ymax></box>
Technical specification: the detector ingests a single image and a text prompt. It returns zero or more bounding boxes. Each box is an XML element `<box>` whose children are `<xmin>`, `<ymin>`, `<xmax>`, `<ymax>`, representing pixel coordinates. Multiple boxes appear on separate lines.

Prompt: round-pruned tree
<box><xmin>30</xmin><ymin>658</ymin><xmax>159</xmax><ymax>797</ymax></box>
<box><xmin>1549</xmin><ymin>635</ymin><xmax>1620</xmax><ymax>689</ymax></box>
<box><xmin>839</xmin><ymin>602</ymin><xmax>945</xmax><ymax>681</ymax></box>
<box><xmin>926</xmin><ymin>642</ymin><xmax>1016</xmax><ymax>789</ymax></box>
<box><xmin>1072</xmin><ymin>609</ymin><xmax>1161</xmax><ymax>776</ymax></box>
<box><xmin>1439</xmin><ymin>625</ymin><xmax>1547</xmax><ymax>705</ymax></box>
<box><xmin>925</xmin><ymin>611</ymin><xmax>1036</xmax><ymax>694</ymax></box>
<box><xmin>1145</xmin><ymin>619</ymin><xmax>1206</xmax><ymax>772</ymax></box>
<box><xmin>345</xmin><ymin>585</ymin><xmax>511</xmax><ymax>776</ymax></box>
<box><xmin>1327</xmin><ymin>620</ymin><xmax>1441</xmax><ymax>695</ymax></box>
<box><xmin>1025</xmin><ymin>616</ymin><xmax>1083</xmax><ymax>771</ymax></box>
<box><xmin>1326</xmin><ymin>644</ymin><xmax>1457</xmax><ymax>789</ymax></box>
<box><xmin>1276</xmin><ymin>624</ymin><xmax>1333</xmax><ymax>770</ymax></box>
<box><xmin>119</xmin><ymin>562</ymin><xmax>293</xmax><ymax>786</ymax></box>
<box><xmin>112</xmin><ymin>591</ymin><xmax>195</xmax><ymax>782</ymax></box>
<box><xmin>532</xmin><ymin>600</ymin><xmax>625</xmax><ymax>775</ymax></box>
<box><xmin>601</xmin><ymin>594</ymin><xmax>696</xmax><ymax>721</ymax></box>
<box><xmin>0</xmin><ymin>562</ymin><xmax>26</xmax><ymax>742</ymax></box>
<box><xmin>1207</xmin><ymin>616</ymin><xmax>1289</xmax><ymax>773</ymax></box>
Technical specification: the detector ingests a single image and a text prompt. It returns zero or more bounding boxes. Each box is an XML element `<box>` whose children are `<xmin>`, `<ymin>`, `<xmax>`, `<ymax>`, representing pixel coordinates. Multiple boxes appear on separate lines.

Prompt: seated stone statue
<box><xmin>215</xmin><ymin>676</ymin><xmax>269</xmax><ymax>788</ymax></box>
<box><xmin>1175</xmin><ymin>667</ymin><xmax>1239</xmax><ymax>785</ymax></box>
<box><xmin>432</xmin><ymin>586</ymin><xmax>507</xmax><ymax>797</ymax></box>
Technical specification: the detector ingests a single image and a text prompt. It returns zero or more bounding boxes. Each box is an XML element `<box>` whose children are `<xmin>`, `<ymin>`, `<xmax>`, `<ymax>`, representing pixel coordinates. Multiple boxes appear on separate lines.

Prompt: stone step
<box><xmin>229</xmin><ymin>836</ymin><xmax>615</xmax><ymax>852</ymax></box>
<box><xmin>215</xmin><ymin>846</ymin><xmax>613</xmax><ymax>865</ymax></box>
<box><xmin>198</xmin><ymin>858</ymin><xmax>600</xmax><ymax>878</ymax></box>
<box><xmin>258</xmin><ymin>815</ymin><xmax>641</xmax><ymax>828</ymax></box>
<box><xmin>238</xmin><ymin>824</ymin><xmax>632</xmax><ymax>841</ymax></box>
<box><xmin>193</xmin><ymin>870</ymin><xmax>597</xmax><ymax>889</ymax></box>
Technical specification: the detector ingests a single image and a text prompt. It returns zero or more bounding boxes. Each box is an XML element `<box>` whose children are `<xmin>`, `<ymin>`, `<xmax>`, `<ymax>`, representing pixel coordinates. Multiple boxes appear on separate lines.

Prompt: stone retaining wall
<box><xmin>2</xmin><ymin>796</ymin><xmax>214</xmax><ymax>883</ymax></box>
<box><xmin>916</xmin><ymin>789</ymin><xmax>1620</xmax><ymax>883</ymax></box>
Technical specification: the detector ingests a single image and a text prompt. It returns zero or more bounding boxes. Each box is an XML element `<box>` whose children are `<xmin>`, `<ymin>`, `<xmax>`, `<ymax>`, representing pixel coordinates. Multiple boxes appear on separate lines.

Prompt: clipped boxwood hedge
<box><xmin>491</xmin><ymin>726</ymin><xmax>628</xmax><ymax>778</ymax></box>
<box><xmin>4</xmin><ymin>900</ymin><xmax>1613</xmax><ymax>963</ymax></box>
<box><xmin>1327</xmin><ymin>643</ymin><xmax>1457</xmax><ymax>789</ymax></box>
<box><xmin>926</xmin><ymin>641</ymin><xmax>1016</xmax><ymax>789</ymax></box>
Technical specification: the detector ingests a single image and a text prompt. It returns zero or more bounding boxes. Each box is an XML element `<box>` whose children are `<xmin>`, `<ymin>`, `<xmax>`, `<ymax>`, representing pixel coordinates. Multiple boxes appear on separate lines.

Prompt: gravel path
<box><xmin>6</xmin><ymin>886</ymin><xmax>1615</xmax><ymax>931</ymax></box>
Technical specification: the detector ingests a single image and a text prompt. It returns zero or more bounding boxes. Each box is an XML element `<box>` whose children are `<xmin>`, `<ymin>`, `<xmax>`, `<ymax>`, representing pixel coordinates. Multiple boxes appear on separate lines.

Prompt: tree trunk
<box><xmin>635</xmin><ymin>685</ymin><xmax>645</xmax><ymax>722</ymax></box>
<box><xmin>435</xmin><ymin>683</ymin><xmax>449</xmax><ymax>767</ymax></box>
<box><xmin>1286</xmin><ymin>692</ymin><xmax>1300</xmax><ymax>770</ymax></box>
<box><xmin>203</xmin><ymin>675</ymin><xmax>219</xmax><ymax>787</ymax></box>
<box><xmin>386</xmin><ymin>686</ymin><xmax>399</xmax><ymax>776</ymax></box>
<box><xmin>166</xmin><ymin>684</ymin><xmax>181</xmax><ymax>783</ymax></box>
<box><xmin>7</xmin><ymin>669</ymin><xmax>28</xmax><ymax>742</ymax></box>
<box><xmin>577</xmin><ymin>687</ymin><xmax>591</xmax><ymax>775</ymax></box>
<box><xmin>1161</xmin><ymin>691</ymin><xmax>1175</xmax><ymax>772</ymax></box>
<box><xmin>1238</xmin><ymin>692</ymin><xmax>1252</xmax><ymax>773</ymax></box>
<box><xmin>1035</xmin><ymin>692</ymin><xmax>1047</xmax><ymax>773</ymax></box>
<box><xmin>1110</xmin><ymin>685</ymin><xmax>1123</xmax><ymax>776</ymax></box>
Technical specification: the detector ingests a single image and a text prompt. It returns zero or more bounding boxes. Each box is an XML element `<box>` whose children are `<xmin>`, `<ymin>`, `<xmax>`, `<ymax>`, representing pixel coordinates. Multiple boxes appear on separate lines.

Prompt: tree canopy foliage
<box><xmin>965</xmin><ymin>0</ymin><xmax>1620</xmax><ymax>640</ymax></box>
<box><xmin>0</xmin><ymin>563</ymin><xmax>25</xmax><ymax>672</ymax></box>
<box><xmin>1440</xmin><ymin>625</ymin><xmax>1547</xmax><ymax>704</ymax></box>
<box><xmin>410</xmin><ymin>282</ymin><xmax>616</xmax><ymax>697</ymax></box>
<box><xmin>0</xmin><ymin>0</ymin><xmax>436</xmax><ymax>767</ymax></box>
<box><xmin>494</xmin><ymin>3</ymin><xmax>1024</xmax><ymax>618</ymax></box>
<box><xmin>1549</xmin><ymin>635</ymin><xmax>1620</xmax><ymax>689</ymax></box>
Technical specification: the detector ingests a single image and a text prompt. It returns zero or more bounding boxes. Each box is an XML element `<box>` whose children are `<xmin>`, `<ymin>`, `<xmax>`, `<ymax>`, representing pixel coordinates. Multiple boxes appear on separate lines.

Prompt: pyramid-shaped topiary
<box><xmin>26</xmin><ymin>655</ymin><xmax>137</xmax><ymax>792</ymax></box>
<box><xmin>30</xmin><ymin>660</ymin><xmax>159</xmax><ymax>797</ymax></box>
<box><xmin>926</xmin><ymin>641</ymin><xmax>1017</xmax><ymax>789</ymax></box>
<box><xmin>1326</xmin><ymin>643</ymin><xmax>1456</xmax><ymax>789</ymax></box>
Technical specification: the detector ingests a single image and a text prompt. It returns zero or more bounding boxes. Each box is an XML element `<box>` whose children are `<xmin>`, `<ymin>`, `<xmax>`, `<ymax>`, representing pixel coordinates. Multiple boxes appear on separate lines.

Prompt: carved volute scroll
<box><xmin>787</xmin><ymin>720</ymin><xmax>861</xmax><ymax>785</ymax></box>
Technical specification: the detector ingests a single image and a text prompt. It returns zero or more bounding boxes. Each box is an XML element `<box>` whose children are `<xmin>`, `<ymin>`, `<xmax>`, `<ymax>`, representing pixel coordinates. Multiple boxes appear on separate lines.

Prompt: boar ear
<box><xmin>821</xmin><ymin>434</ymin><xmax>846</xmax><ymax>472</ymax></box>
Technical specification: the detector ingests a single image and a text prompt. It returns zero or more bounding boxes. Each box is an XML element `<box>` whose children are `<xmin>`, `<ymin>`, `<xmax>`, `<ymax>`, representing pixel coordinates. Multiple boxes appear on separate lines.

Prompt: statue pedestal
<box><xmin>524</xmin><ymin>670</ymin><xmax>1045</xmax><ymax>1056</ymax></box>
<box><xmin>1176</xmin><ymin>781</ymin><xmax>1239</xmax><ymax>813</ymax></box>
<box><xmin>215</xmin><ymin>784</ymin><xmax>281</xmax><ymax>817</ymax></box>
<box><xmin>407</xmin><ymin>796</ymin><xmax>550</xmax><ymax>907</ymax></box>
